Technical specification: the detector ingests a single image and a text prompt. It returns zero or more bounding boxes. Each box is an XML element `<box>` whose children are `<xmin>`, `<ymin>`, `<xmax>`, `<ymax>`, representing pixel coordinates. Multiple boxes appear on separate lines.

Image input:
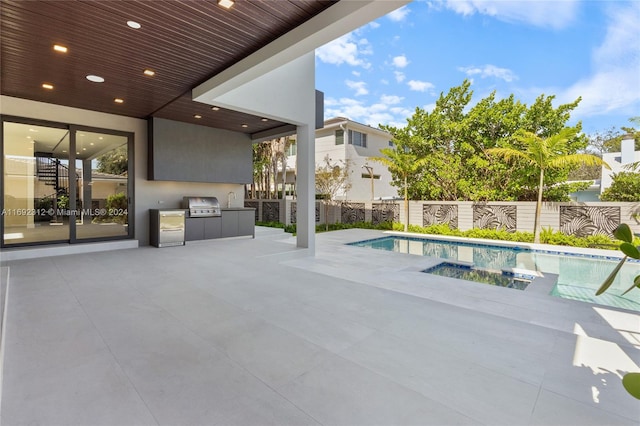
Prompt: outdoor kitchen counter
<box><xmin>185</xmin><ymin>208</ymin><xmax>255</xmax><ymax>241</ymax></box>
<box><xmin>221</xmin><ymin>208</ymin><xmax>255</xmax><ymax>238</ymax></box>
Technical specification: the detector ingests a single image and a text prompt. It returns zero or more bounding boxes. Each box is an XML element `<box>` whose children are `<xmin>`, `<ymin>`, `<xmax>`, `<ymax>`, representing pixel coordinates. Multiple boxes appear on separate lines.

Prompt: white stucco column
<box><xmin>296</xmin><ymin>123</ymin><xmax>315</xmax><ymax>252</ymax></box>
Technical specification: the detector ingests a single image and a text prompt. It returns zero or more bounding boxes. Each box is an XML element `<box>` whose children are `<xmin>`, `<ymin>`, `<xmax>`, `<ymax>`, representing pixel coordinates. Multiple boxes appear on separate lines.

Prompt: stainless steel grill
<box><xmin>183</xmin><ymin>196</ymin><xmax>221</xmax><ymax>217</ymax></box>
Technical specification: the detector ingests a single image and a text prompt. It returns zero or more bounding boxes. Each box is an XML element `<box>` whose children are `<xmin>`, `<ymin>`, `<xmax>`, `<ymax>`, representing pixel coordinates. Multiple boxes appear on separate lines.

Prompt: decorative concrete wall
<box><xmin>247</xmin><ymin>199</ymin><xmax>640</xmax><ymax>236</ymax></box>
<box><xmin>422</xmin><ymin>204</ymin><xmax>458</xmax><ymax>229</ymax></box>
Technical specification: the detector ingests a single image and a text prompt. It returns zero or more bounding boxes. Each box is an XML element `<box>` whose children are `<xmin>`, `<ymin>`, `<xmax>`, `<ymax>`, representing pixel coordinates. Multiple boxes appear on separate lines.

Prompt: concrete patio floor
<box><xmin>1</xmin><ymin>228</ymin><xmax>639</xmax><ymax>425</ymax></box>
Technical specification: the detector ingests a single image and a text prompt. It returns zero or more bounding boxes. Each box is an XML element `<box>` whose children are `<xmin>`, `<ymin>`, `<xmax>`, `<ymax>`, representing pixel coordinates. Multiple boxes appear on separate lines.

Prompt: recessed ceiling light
<box><xmin>114</xmin><ymin>98</ymin><xmax>124</xmax><ymax>104</ymax></box>
<box><xmin>98</xmin><ymin>137</ymin><xmax>103</xmax><ymax>140</ymax></box>
<box><xmin>42</xmin><ymin>83</ymin><xmax>54</xmax><ymax>90</ymax></box>
<box><xmin>86</xmin><ymin>75</ymin><xmax>104</xmax><ymax>83</ymax></box>
<box><xmin>217</xmin><ymin>0</ymin><xmax>234</xmax><ymax>9</ymax></box>
<box><xmin>53</xmin><ymin>44</ymin><xmax>68</xmax><ymax>53</ymax></box>
<box><xmin>211</xmin><ymin>106</ymin><xmax>220</xmax><ymax>111</ymax></box>
<box><xmin>241</xmin><ymin>124</ymin><xmax>248</xmax><ymax>128</ymax></box>
<box><xmin>194</xmin><ymin>114</ymin><xmax>202</xmax><ymax>119</ymax></box>
<box><xmin>83</xmin><ymin>148</ymin><xmax>87</xmax><ymax>151</ymax></box>
<box><xmin>143</xmin><ymin>69</ymin><xmax>155</xmax><ymax>77</ymax></box>
<box><xmin>90</xmin><ymin>142</ymin><xmax>95</xmax><ymax>146</ymax></box>
<box><xmin>62</xmin><ymin>150</ymin><xmax>67</xmax><ymax>153</ymax></box>
<box><xmin>261</xmin><ymin>118</ymin><xmax>268</xmax><ymax>122</ymax></box>
<box><xmin>127</xmin><ymin>20</ymin><xmax>141</xmax><ymax>29</ymax></box>
<box><xmin>76</xmin><ymin>152</ymin><xmax>80</xmax><ymax>155</ymax></box>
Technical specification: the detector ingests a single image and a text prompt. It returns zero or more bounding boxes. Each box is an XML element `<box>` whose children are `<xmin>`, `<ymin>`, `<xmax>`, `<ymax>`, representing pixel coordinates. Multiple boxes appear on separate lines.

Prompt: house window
<box><xmin>388</xmin><ymin>141</ymin><xmax>394</xmax><ymax>147</ymax></box>
<box><xmin>335</xmin><ymin>129</ymin><xmax>344</xmax><ymax>145</ymax></box>
<box><xmin>348</xmin><ymin>130</ymin><xmax>367</xmax><ymax>147</ymax></box>
<box><xmin>361</xmin><ymin>173</ymin><xmax>380</xmax><ymax>179</ymax></box>
<box><xmin>287</xmin><ymin>141</ymin><xmax>297</xmax><ymax>156</ymax></box>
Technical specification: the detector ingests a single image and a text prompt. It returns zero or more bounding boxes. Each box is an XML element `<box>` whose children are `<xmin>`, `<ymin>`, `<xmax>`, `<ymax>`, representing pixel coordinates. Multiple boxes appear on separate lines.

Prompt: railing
<box><xmin>35</xmin><ymin>155</ymin><xmax>70</xmax><ymax>197</ymax></box>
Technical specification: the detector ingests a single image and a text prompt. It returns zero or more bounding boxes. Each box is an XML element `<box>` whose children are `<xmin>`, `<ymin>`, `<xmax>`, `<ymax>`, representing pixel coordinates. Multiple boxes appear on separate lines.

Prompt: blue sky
<box><xmin>315</xmin><ymin>0</ymin><xmax>640</xmax><ymax>135</ymax></box>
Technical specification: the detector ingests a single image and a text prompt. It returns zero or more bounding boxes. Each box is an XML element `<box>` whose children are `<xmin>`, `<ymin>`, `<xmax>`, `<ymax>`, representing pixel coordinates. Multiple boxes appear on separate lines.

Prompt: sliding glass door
<box><xmin>2</xmin><ymin>118</ymin><xmax>132</xmax><ymax>247</ymax></box>
<box><xmin>74</xmin><ymin>130</ymin><xmax>129</xmax><ymax>240</ymax></box>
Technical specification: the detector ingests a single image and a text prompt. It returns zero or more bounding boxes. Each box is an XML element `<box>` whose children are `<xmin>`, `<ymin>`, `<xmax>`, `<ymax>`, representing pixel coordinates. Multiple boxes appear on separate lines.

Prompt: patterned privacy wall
<box><xmin>262</xmin><ymin>201</ymin><xmax>280</xmax><ymax>222</ymax></box>
<box><xmin>245</xmin><ymin>199</ymin><xmax>639</xmax><ymax>236</ymax></box>
<box><xmin>473</xmin><ymin>204</ymin><xmax>517</xmax><ymax>231</ymax></box>
<box><xmin>341</xmin><ymin>203</ymin><xmax>366</xmax><ymax>223</ymax></box>
<box><xmin>422</xmin><ymin>204</ymin><xmax>458</xmax><ymax>229</ymax></box>
<box><xmin>559</xmin><ymin>206</ymin><xmax>620</xmax><ymax>237</ymax></box>
<box><xmin>372</xmin><ymin>203</ymin><xmax>399</xmax><ymax>225</ymax></box>
<box><xmin>244</xmin><ymin>201</ymin><xmax>259</xmax><ymax>221</ymax></box>
<box><xmin>290</xmin><ymin>202</ymin><xmax>321</xmax><ymax>224</ymax></box>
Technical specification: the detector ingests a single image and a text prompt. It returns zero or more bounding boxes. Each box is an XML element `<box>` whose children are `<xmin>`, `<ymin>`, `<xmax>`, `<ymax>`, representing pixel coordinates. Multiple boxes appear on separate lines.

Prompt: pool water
<box><xmin>349</xmin><ymin>236</ymin><xmax>640</xmax><ymax>311</ymax></box>
<box><xmin>423</xmin><ymin>263</ymin><xmax>531</xmax><ymax>290</ymax></box>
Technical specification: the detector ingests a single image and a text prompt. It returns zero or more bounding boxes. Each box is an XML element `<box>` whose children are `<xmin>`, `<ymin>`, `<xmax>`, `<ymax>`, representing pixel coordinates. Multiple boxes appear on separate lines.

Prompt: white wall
<box><xmin>343</xmin><ymin>124</ymin><xmax>396</xmax><ymax>201</ymax></box>
<box><xmin>1</xmin><ymin>95</ymin><xmax>245</xmax><ymax>246</ymax></box>
<box><xmin>285</xmin><ymin>121</ymin><xmax>398</xmax><ymax>201</ymax></box>
<box><xmin>601</xmin><ymin>139</ymin><xmax>640</xmax><ymax>193</ymax></box>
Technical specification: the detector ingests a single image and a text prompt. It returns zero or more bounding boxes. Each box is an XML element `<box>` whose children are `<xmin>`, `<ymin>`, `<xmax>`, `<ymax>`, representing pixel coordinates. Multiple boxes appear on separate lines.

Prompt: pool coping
<box><xmin>380</xmin><ymin>231</ymin><xmax>632</xmax><ymax>262</ymax></box>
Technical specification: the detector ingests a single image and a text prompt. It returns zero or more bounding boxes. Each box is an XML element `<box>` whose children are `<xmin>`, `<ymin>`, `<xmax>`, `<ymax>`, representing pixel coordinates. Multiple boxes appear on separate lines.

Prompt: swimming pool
<box><xmin>348</xmin><ymin>235</ymin><xmax>640</xmax><ymax>311</ymax></box>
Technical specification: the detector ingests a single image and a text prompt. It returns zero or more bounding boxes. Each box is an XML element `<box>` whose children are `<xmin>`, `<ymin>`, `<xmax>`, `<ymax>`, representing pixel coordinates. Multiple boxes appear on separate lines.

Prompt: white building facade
<box><xmin>600</xmin><ymin>137</ymin><xmax>640</xmax><ymax>195</ymax></box>
<box><xmin>285</xmin><ymin>117</ymin><xmax>400</xmax><ymax>201</ymax></box>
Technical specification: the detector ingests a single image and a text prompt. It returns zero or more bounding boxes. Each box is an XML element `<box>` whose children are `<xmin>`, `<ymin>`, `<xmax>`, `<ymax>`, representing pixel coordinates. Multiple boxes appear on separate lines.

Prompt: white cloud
<box><xmin>459</xmin><ymin>64</ymin><xmax>518</xmax><ymax>82</ymax></box>
<box><xmin>381</xmin><ymin>95</ymin><xmax>404</xmax><ymax>105</ymax></box>
<box><xmin>346</xmin><ymin>80</ymin><xmax>368</xmax><ymax>96</ymax></box>
<box><xmin>392</xmin><ymin>55</ymin><xmax>410</xmax><ymax>68</ymax></box>
<box><xmin>352</xmin><ymin>70</ymin><xmax>361</xmax><ymax>77</ymax></box>
<box><xmin>324</xmin><ymin>95</ymin><xmax>412</xmax><ymax>128</ymax></box>
<box><xmin>387</xmin><ymin>5</ymin><xmax>410</xmax><ymax>22</ymax></box>
<box><xmin>369</xmin><ymin>21</ymin><xmax>381</xmax><ymax>29</ymax></box>
<box><xmin>316</xmin><ymin>33</ymin><xmax>373</xmax><ymax>69</ymax></box>
<box><xmin>394</xmin><ymin>71</ymin><xmax>406</xmax><ymax>83</ymax></box>
<box><xmin>431</xmin><ymin>0</ymin><xmax>579</xmax><ymax>29</ymax></box>
<box><xmin>557</xmin><ymin>2</ymin><xmax>640</xmax><ymax>118</ymax></box>
<box><xmin>407</xmin><ymin>80</ymin><xmax>435</xmax><ymax>92</ymax></box>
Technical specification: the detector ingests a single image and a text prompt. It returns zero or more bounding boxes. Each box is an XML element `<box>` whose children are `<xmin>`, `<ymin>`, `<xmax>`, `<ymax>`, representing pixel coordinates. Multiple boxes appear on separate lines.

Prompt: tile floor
<box><xmin>1</xmin><ymin>228</ymin><xmax>639</xmax><ymax>425</ymax></box>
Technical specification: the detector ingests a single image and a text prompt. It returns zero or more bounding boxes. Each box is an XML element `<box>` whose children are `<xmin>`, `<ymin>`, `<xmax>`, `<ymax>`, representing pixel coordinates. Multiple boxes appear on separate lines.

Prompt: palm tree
<box><xmin>371</xmin><ymin>145</ymin><xmax>427</xmax><ymax>232</ymax></box>
<box><xmin>487</xmin><ymin>128</ymin><xmax>609</xmax><ymax>243</ymax></box>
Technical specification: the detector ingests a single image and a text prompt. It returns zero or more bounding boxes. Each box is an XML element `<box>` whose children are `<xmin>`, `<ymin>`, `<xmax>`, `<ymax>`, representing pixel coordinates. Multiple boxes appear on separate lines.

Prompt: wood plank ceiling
<box><xmin>0</xmin><ymin>0</ymin><xmax>335</xmax><ymax>135</ymax></box>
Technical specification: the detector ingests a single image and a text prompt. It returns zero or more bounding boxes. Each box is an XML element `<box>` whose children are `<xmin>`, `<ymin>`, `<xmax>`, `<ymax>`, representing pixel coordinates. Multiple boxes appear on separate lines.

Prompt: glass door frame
<box><xmin>1</xmin><ymin>115</ymin><xmax>135</xmax><ymax>247</ymax></box>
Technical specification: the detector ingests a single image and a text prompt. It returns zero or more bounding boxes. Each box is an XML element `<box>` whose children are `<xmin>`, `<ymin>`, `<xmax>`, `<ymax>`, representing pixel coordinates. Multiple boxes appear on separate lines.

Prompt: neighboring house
<box><xmin>600</xmin><ymin>137</ymin><xmax>640</xmax><ymax>195</ymax></box>
<box><xmin>284</xmin><ymin>117</ymin><xmax>399</xmax><ymax>201</ymax></box>
<box><xmin>568</xmin><ymin>180</ymin><xmax>601</xmax><ymax>202</ymax></box>
<box><xmin>568</xmin><ymin>137</ymin><xmax>638</xmax><ymax>201</ymax></box>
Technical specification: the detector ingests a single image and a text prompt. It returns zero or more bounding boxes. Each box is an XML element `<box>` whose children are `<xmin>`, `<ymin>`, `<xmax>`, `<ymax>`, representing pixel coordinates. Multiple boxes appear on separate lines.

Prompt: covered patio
<box><xmin>1</xmin><ymin>228</ymin><xmax>638</xmax><ymax>425</ymax></box>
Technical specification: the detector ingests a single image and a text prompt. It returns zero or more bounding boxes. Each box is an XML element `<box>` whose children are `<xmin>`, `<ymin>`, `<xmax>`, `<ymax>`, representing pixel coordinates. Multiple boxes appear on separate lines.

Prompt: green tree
<box><xmin>251</xmin><ymin>143</ymin><xmax>271</xmax><ymax>199</ymax></box>
<box><xmin>370</xmin><ymin>143</ymin><xmax>428</xmax><ymax>232</ymax></box>
<box><xmin>379</xmin><ymin>81</ymin><xmax>587</xmax><ymax>202</ymax></box>
<box><xmin>96</xmin><ymin>145</ymin><xmax>127</xmax><ymax>175</ymax></box>
<box><xmin>381</xmin><ymin>81</ymin><xmax>472</xmax><ymax>201</ymax></box>
<box><xmin>588</xmin><ymin>117</ymin><xmax>640</xmax><ymax>153</ymax></box>
<box><xmin>487</xmin><ymin>128</ymin><xmax>609</xmax><ymax>243</ymax></box>
<box><xmin>315</xmin><ymin>156</ymin><xmax>352</xmax><ymax>231</ymax></box>
<box><xmin>600</xmin><ymin>172</ymin><xmax>640</xmax><ymax>201</ymax></box>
